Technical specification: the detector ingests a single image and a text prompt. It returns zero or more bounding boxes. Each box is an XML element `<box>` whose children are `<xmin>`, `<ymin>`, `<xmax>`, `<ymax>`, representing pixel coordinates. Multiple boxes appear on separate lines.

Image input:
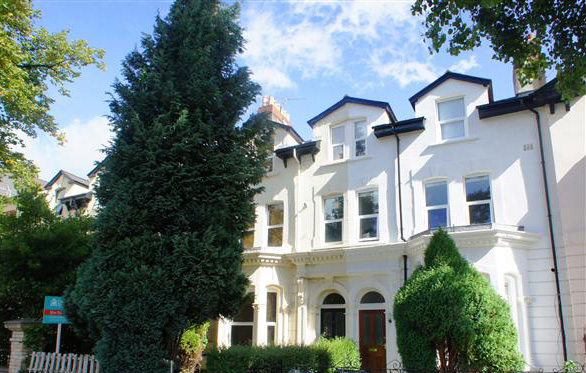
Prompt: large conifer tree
<box><xmin>66</xmin><ymin>1</ymin><xmax>271</xmax><ymax>372</ymax></box>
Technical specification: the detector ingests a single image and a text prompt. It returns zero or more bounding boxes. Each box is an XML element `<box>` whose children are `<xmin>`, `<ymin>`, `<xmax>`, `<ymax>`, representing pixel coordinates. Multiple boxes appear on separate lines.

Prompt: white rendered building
<box><xmin>44</xmin><ymin>72</ymin><xmax>585</xmax><ymax>370</ymax></box>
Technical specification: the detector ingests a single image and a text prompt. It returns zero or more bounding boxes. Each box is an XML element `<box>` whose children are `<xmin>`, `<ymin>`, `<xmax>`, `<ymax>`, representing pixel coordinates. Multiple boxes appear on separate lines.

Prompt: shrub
<box><xmin>178</xmin><ymin>322</ymin><xmax>209</xmax><ymax>373</ymax></box>
<box><xmin>206</xmin><ymin>345</ymin><xmax>331</xmax><ymax>373</ymax></box>
<box><xmin>314</xmin><ymin>337</ymin><xmax>361</xmax><ymax>370</ymax></box>
<box><xmin>394</xmin><ymin>229</ymin><xmax>524</xmax><ymax>373</ymax></box>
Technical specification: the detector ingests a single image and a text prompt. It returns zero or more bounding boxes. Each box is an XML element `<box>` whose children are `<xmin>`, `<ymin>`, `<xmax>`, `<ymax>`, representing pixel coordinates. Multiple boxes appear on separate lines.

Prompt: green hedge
<box><xmin>206</xmin><ymin>339</ymin><xmax>361</xmax><ymax>373</ymax></box>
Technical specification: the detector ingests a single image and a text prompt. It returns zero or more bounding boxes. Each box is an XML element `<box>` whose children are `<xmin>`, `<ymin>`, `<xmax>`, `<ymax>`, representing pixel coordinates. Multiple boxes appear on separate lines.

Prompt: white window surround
<box><xmin>330</xmin><ymin>125</ymin><xmax>345</xmax><ymax>161</ymax></box>
<box><xmin>424</xmin><ymin>179</ymin><xmax>450</xmax><ymax>229</ymax></box>
<box><xmin>436</xmin><ymin>96</ymin><xmax>468</xmax><ymax>142</ymax></box>
<box><xmin>464</xmin><ymin>174</ymin><xmax>494</xmax><ymax>225</ymax></box>
<box><xmin>323</xmin><ymin>194</ymin><xmax>344</xmax><ymax>244</ymax></box>
<box><xmin>358</xmin><ymin>190</ymin><xmax>379</xmax><ymax>241</ymax></box>
<box><xmin>354</xmin><ymin>120</ymin><xmax>367</xmax><ymax>157</ymax></box>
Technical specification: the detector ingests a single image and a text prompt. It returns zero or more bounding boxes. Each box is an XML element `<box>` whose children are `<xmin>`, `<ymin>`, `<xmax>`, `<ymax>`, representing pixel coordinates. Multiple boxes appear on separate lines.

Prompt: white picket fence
<box><xmin>28</xmin><ymin>352</ymin><xmax>99</xmax><ymax>373</ymax></box>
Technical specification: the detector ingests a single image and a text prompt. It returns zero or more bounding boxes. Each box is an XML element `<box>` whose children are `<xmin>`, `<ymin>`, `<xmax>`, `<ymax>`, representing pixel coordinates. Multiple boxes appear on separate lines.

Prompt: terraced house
<box><xmin>45</xmin><ymin>72</ymin><xmax>585</xmax><ymax>370</ymax></box>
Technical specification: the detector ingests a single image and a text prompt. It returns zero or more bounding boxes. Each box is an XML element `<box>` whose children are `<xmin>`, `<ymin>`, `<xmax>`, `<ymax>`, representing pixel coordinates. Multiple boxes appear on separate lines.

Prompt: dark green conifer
<box><xmin>66</xmin><ymin>1</ymin><xmax>271</xmax><ymax>372</ymax></box>
<box><xmin>394</xmin><ymin>229</ymin><xmax>524</xmax><ymax>373</ymax></box>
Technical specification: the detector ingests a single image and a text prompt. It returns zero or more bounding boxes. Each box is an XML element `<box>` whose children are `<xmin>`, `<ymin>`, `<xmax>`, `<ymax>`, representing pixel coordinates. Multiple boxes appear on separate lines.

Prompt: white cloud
<box><xmin>241</xmin><ymin>0</ymin><xmax>430</xmax><ymax>92</ymax></box>
<box><xmin>449</xmin><ymin>56</ymin><xmax>480</xmax><ymax>74</ymax></box>
<box><xmin>21</xmin><ymin>116</ymin><xmax>113</xmax><ymax>180</ymax></box>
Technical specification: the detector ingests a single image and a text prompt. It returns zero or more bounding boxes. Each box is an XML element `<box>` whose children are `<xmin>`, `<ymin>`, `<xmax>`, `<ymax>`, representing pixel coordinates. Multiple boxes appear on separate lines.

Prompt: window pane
<box><xmin>332</xmin><ymin>144</ymin><xmax>344</xmax><ymax>160</ymax></box>
<box><xmin>374</xmin><ymin>312</ymin><xmax>384</xmax><ymax>345</ymax></box>
<box><xmin>267</xmin><ymin>292</ymin><xmax>277</xmax><ymax>322</ymax></box>
<box><xmin>242</xmin><ymin>231</ymin><xmax>254</xmax><ymax>249</ymax></box>
<box><xmin>324</xmin><ymin>196</ymin><xmax>344</xmax><ymax>220</ymax></box>
<box><xmin>362</xmin><ymin>313</ymin><xmax>371</xmax><ymax>344</ymax></box>
<box><xmin>268</xmin><ymin>227</ymin><xmax>283</xmax><ymax>246</ymax></box>
<box><xmin>233</xmin><ymin>296</ymin><xmax>254</xmax><ymax>322</ymax></box>
<box><xmin>332</xmin><ymin>126</ymin><xmax>345</xmax><ymax>144</ymax></box>
<box><xmin>425</xmin><ymin>181</ymin><xmax>447</xmax><ymax>206</ymax></box>
<box><xmin>359</xmin><ymin>191</ymin><xmax>378</xmax><ymax>215</ymax></box>
<box><xmin>268</xmin><ymin>204</ymin><xmax>283</xmax><ymax>225</ymax></box>
<box><xmin>469</xmin><ymin>203</ymin><xmax>491</xmax><ymax>224</ymax></box>
<box><xmin>267</xmin><ymin>325</ymin><xmax>275</xmax><ymax>346</ymax></box>
<box><xmin>323</xmin><ymin>293</ymin><xmax>345</xmax><ymax>305</ymax></box>
<box><xmin>354</xmin><ymin>121</ymin><xmax>366</xmax><ymax>138</ymax></box>
<box><xmin>355</xmin><ymin>140</ymin><xmax>366</xmax><ymax>157</ymax></box>
<box><xmin>360</xmin><ymin>217</ymin><xmax>378</xmax><ymax>239</ymax></box>
<box><xmin>441</xmin><ymin>120</ymin><xmax>465</xmax><ymax>140</ymax></box>
<box><xmin>438</xmin><ymin>98</ymin><xmax>465</xmax><ymax>121</ymax></box>
<box><xmin>321</xmin><ymin>309</ymin><xmax>346</xmax><ymax>339</ymax></box>
<box><xmin>231</xmin><ymin>325</ymin><xmax>252</xmax><ymax>346</ymax></box>
<box><xmin>466</xmin><ymin>176</ymin><xmax>491</xmax><ymax>201</ymax></box>
<box><xmin>325</xmin><ymin>221</ymin><xmax>342</xmax><ymax>242</ymax></box>
<box><xmin>428</xmin><ymin>208</ymin><xmax>448</xmax><ymax>229</ymax></box>
<box><xmin>361</xmin><ymin>291</ymin><xmax>385</xmax><ymax>304</ymax></box>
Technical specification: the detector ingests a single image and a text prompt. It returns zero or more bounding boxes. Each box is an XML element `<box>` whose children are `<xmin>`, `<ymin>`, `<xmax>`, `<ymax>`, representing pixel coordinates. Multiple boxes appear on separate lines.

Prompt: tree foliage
<box><xmin>412</xmin><ymin>0</ymin><xmax>586</xmax><ymax>100</ymax></box>
<box><xmin>177</xmin><ymin>322</ymin><xmax>209</xmax><ymax>373</ymax></box>
<box><xmin>65</xmin><ymin>1</ymin><xmax>271</xmax><ymax>372</ymax></box>
<box><xmin>394</xmin><ymin>229</ymin><xmax>524</xmax><ymax>373</ymax></box>
<box><xmin>0</xmin><ymin>188</ymin><xmax>93</xmax><ymax>352</ymax></box>
<box><xmin>0</xmin><ymin>0</ymin><xmax>105</xmax><ymax>182</ymax></box>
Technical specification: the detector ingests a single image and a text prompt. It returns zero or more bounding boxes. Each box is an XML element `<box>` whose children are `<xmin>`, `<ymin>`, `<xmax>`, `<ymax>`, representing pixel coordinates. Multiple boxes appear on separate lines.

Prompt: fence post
<box><xmin>3</xmin><ymin>319</ymin><xmax>40</xmax><ymax>373</ymax></box>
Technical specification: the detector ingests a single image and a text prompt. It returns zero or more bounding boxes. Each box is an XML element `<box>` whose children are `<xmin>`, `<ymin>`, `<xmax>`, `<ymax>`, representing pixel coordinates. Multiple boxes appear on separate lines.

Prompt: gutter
<box><xmin>523</xmin><ymin>100</ymin><xmax>568</xmax><ymax>361</ymax></box>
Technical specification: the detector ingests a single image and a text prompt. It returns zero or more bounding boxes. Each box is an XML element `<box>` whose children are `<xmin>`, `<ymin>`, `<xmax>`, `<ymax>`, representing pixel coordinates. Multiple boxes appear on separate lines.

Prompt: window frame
<box><xmin>266</xmin><ymin>202</ymin><xmax>284</xmax><ymax>247</ymax></box>
<box><xmin>330</xmin><ymin>124</ymin><xmax>345</xmax><ymax>161</ymax></box>
<box><xmin>242</xmin><ymin>221</ymin><xmax>255</xmax><ymax>250</ymax></box>
<box><xmin>230</xmin><ymin>293</ymin><xmax>255</xmax><ymax>346</ymax></box>
<box><xmin>436</xmin><ymin>96</ymin><xmax>467</xmax><ymax>141</ymax></box>
<box><xmin>320</xmin><ymin>292</ymin><xmax>347</xmax><ymax>339</ymax></box>
<box><xmin>323</xmin><ymin>194</ymin><xmax>344</xmax><ymax>244</ymax></box>
<box><xmin>353</xmin><ymin>120</ymin><xmax>367</xmax><ymax>158</ymax></box>
<box><xmin>357</xmin><ymin>189</ymin><xmax>379</xmax><ymax>241</ymax></box>
<box><xmin>464</xmin><ymin>174</ymin><xmax>493</xmax><ymax>225</ymax></box>
<box><xmin>266</xmin><ymin>290</ymin><xmax>278</xmax><ymax>346</ymax></box>
<box><xmin>424</xmin><ymin>179</ymin><xmax>450</xmax><ymax>229</ymax></box>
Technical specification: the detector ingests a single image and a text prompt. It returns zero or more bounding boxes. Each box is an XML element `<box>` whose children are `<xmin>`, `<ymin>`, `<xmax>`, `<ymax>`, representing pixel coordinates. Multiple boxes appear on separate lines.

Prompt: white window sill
<box><xmin>320</xmin><ymin>155</ymin><xmax>372</xmax><ymax>168</ymax></box>
<box><xmin>429</xmin><ymin>136</ymin><xmax>479</xmax><ymax>148</ymax></box>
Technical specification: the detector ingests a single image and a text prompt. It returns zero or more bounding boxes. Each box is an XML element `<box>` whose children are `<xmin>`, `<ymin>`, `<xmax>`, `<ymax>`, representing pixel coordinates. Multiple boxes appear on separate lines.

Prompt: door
<box><xmin>359</xmin><ymin>309</ymin><xmax>386</xmax><ymax>372</ymax></box>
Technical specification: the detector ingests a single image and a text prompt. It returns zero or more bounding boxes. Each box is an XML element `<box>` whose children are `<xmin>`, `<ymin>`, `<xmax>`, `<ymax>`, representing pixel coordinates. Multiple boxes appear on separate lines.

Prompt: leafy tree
<box><xmin>0</xmin><ymin>188</ymin><xmax>93</xmax><ymax>353</ymax></box>
<box><xmin>394</xmin><ymin>229</ymin><xmax>524</xmax><ymax>373</ymax></box>
<box><xmin>65</xmin><ymin>1</ymin><xmax>271</xmax><ymax>372</ymax></box>
<box><xmin>0</xmin><ymin>0</ymin><xmax>105</xmax><ymax>182</ymax></box>
<box><xmin>177</xmin><ymin>322</ymin><xmax>209</xmax><ymax>373</ymax></box>
<box><xmin>412</xmin><ymin>0</ymin><xmax>585</xmax><ymax>100</ymax></box>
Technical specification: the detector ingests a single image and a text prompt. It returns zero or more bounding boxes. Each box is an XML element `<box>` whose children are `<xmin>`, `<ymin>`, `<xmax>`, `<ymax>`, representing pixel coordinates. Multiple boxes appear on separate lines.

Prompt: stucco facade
<box><xmin>44</xmin><ymin>73</ymin><xmax>585</xmax><ymax>370</ymax></box>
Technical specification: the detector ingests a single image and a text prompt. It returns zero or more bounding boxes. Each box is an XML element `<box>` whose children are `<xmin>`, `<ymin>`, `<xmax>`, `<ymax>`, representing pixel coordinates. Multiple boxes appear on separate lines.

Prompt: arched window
<box><xmin>320</xmin><ymin>293</ymin><xmax>346</xmax><ymax>339</ymax></box>
<box><xmin>360</xmin><ymin>291</ymin><xmax>385</xmax><ymax>304</ymax></box>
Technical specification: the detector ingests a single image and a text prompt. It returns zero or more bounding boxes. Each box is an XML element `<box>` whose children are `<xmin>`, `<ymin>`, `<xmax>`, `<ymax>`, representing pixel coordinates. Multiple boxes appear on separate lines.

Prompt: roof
<box><xmin>373</xmin><ymin>117</ymin><xmax>426</xmax><ymax>138</ymax></box>
<box><xmin>307</xmin><ymin>96</ymin><xmax>397</xmax><ymax>127</ymax></box>
<box><xmin>477</xmin><ymin>79</ymin><xmax>562</xmax><ymax>119</ymax></box>
<box><xmin>409</xmin><ymin>71</ymin><xmax>494</xmax><ymax>109</ymax></box>
<box><xmin>87</xmin><ymin>160</ymin><xmax>105</xmax><ymax>178</ymax></box>
<box><xmin>270</xmin><ymin>120</ymin><xmax>304</xmax><ymax>144</ymax></box>
<box><xmin>44</xmin><ymin>170</ymin><xmax>89</xmax><ymax>190</ymax></box>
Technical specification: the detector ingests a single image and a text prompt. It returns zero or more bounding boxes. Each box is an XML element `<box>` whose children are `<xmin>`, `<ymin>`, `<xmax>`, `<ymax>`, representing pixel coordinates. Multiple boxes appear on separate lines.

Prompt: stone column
<box><xmin>4</xmin><ymin>319</ymin><xmax>40</xmax><ymax>373</ymax></box>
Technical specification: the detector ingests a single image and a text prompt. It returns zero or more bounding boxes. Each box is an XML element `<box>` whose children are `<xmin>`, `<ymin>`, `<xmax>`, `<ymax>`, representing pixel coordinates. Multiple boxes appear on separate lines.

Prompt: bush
<box><xmin>206</xmin><ymin>345</ymin><xmax>331</xmax><ymax>373</ymax></box>
<box><xmin>314</xmin><ymin>337</ymin><xmax>361</xmax><ymax>370</ymax></box>
<box><xmin>178</xmin><ymin>322</ymin><xmax>209</xmax><ymax>373</ymax></box>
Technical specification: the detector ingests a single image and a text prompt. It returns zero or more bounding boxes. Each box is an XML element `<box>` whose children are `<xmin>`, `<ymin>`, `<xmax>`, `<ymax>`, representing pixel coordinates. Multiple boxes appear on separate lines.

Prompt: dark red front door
<box><xmin>359</xmin><ymin>309</ymin><xmax>386</xmax><ymax>372</ymax></box>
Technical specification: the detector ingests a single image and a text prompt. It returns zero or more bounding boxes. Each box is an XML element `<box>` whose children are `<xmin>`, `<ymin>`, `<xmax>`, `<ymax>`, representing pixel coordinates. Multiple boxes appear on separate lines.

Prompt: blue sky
<box><xmin>26</xmin><ymin>0</ymin><xmax>522</xmax><ymax>180</ymax></box>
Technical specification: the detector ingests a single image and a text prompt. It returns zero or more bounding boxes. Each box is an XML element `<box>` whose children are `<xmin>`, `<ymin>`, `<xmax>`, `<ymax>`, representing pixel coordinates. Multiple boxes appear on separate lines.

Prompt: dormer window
<box><xmin>331</xmin><ymin>125</ymin><xmax>345</xmax><ymax>161</ymax></box>
<box><xmin>354</xmin><ymin>120</ymin><xmax>367</xmax><ymax>157</ymax></box>
<box><xmin>437</xmin><ymin>98</ymin><xmax>466</xmax><ymax>140</ymax></box>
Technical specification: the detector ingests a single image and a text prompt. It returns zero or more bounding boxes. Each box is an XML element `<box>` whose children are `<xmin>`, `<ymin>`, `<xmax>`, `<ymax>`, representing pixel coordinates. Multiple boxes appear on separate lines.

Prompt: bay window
<box><xmin>331</xmin><ymin>126</ymin><xmax>345</xmax><ymax>161</ymax></box>
<box><xmin>324</xmin><ymin>195</ymin><xmax>344</xmax><ymax>243</ymax></box>
<box><xmin>354</xmin><ymin>120</ymin><xmax>367</xmax><ymax>157</ymax></box>
<box><xmin>425</xmin><ymin>181</ymin><xmax>449</xmax><ymax>229</ymax></box>
<box><xmin>465</xmin><ymin>175</ymin><xmax>492</xmax><ymax>224</ymax></box>
<box><xmin>358</xmin><ymin>191</ymin><xmax>378</xmax><ymax>239</ymax></box>
<box><xmin>267</xmin><ymin>203</ymin><xmax>284</xmax><ymax>246</ymax></box>
<box><xmin>231</xmin><ymin>295</ymin><xmax>254</xmax><ymax>346</ymax></box>
<box><xmin>266</xmin><ymin>291</ymin><xmax>277</xmax><ymax>346</ymax></box>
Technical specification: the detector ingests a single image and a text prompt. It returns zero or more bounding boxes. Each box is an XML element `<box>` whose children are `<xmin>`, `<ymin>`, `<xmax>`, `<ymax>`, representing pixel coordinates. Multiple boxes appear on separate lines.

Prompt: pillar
<box><xmin>4</xmin><ymin>319</ymin><xmax>39</xmax><ymax>373</ymax></box>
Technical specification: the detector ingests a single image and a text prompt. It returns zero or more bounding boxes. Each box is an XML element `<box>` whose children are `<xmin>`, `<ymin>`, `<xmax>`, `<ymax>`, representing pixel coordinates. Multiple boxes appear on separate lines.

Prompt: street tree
<box><xmin>412</xmin><ymin>0</ymin><xmax>586</xmax><ymax>100</ymax></box>
<box><xmin>394</xmin><ymin>229</ymin><xmax>524</xmax><ymax>373</ymax></box>
<box><xmin>65</xmin><ymin>1</ymin><xmax>271</xmax><ymax>372</ymax></box>
<box><xmin>0</xmin><ymin>0</ymin><xmax>105</xmax><ymax>183</ymax></box>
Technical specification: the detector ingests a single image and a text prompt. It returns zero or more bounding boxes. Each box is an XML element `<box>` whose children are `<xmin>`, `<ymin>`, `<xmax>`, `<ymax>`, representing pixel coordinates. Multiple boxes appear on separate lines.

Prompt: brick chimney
<box><xmin>258</xmin><ymin>96</ymin><xmax>291</xmax><ymax>125</ymax></box>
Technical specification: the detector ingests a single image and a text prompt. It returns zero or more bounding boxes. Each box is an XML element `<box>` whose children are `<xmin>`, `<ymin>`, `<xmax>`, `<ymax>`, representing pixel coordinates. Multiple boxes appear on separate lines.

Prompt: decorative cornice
<box><xmin>242</xmin><ymin>252</ymin><xmax>289</xmax><ymax>267</ymax></box>
<box><xmin>288</xmin><ymin>243</ymin><xmax>405</xmax><ymax>265</ymax></box>
<box><xmin>406</xmin><ymin>227</ymin><xmax>541</xmax><ymax>256</ymax></box>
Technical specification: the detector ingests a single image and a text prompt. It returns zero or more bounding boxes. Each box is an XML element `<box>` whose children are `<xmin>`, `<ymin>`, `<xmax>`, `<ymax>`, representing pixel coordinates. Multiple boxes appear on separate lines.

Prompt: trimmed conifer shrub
<box><xmin>65</xmin><ymin>1</ymin><xmax>271</xmax><ymax>372</ymax></box>
<box><xmin>394</xmin><ymin>229</ymin><xmax>524</xmax><ymax>373</ymax></box>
